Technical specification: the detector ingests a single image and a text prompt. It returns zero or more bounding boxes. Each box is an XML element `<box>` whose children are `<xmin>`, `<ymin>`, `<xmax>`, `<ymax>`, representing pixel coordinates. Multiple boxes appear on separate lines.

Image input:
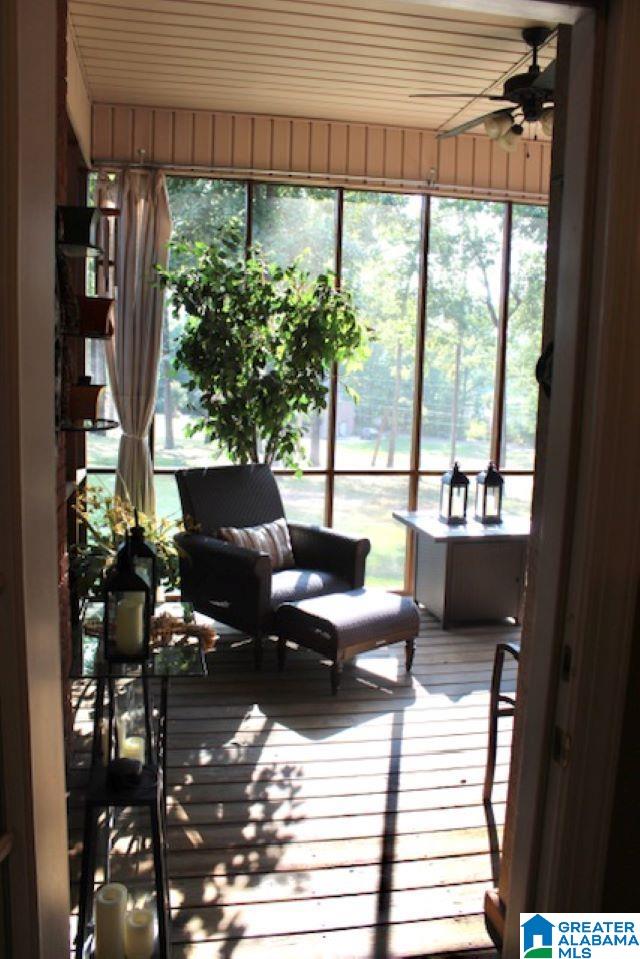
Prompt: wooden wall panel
<box><xmin>525</xmin><ymin>141</ymin><xmax>545</xmax><ymax>196</ymax></box>
<box><xmin>384</xmin><ymin>128</ymin><xmax>403</xmax><ymax>181</ymax></box>
<box><xmin>508</xmin><ymin>148</ymin><xmax>526</xmax><ymax>196</ymax></box>
<box><xmin>347</xmin><ymin>125</ymin><xmax>366</xmax><ymax>179</ymax></box>
<box><xmin>213</xmin><ymin>113</ymin><xmax>232</xmax><ymax>168</ymax></box>
<box><xmin>272</xmin><ymin>118</ymin><xmax>291</xmax><ymax>173</ymax></box>
<box><xmin>491</xmin><ymin>146</ymin><xmax>509</xmax><ymax>195</ymax></box>
<box><xmin>92</xmin><ymin>104</ymin><xmax>551</xmax><ymax>201</ymax></box>
<box><xmin>420</xmin><ymin>132</ymin><xmax>438</xmax><ymax>184</ymax></box>
<box><xmin>111</xmin><ymin>106</ymin><xmax>133</xmax><ymax>162</ymax></box>
<box><xmin>173</xmin><ymin>111</ymin><xmax>194</xmax><ymax>167</ymax></box>
<box><xmin>92</xmin><ymin>103</ymin><xmax>112</xmax><ymax>160</ymax></box>
<box><xmin>290</xmin><ymin>120</ymin><xmax>311</xmax><ymax>173</ymax></box>
<box><xmin>437</xmin><ymin>138</ymin><xmax>456</xmax><ymax>186</ymax></box>
<box><xmin>365</xmin><ymin>127</ymin><xmax>385</xmax><ymax>181</ymax></box>
<box><xmin>473</xmin><ymin>137</ymin><xmax>492</xmax><ymax>192</ymax></box>
<box><xmin>152</xmin><ymin>109</ymin><xmax>173</xmax><ymax>164</ymax></box>
<box><xmin>192</xmin><ymin>112</ymin><xmax>213</xmax><ymax>167</ymax></box>
<box><xmin>66</xmin><ymin>25</ymin><xmax>92</xmax><ymax>166</ymax></box>
<box><xmin>309</xmin><ymin>121</ymin><xmax>329</xmax><ymax>175</ymax></box>
<box><xmin>132</xmin><ymin>108</ymin><xmax>152</xmax><ymax>162</ymax></box>
<box><xmin>252</xmin><ymin>116</ymin><xmax>273</xmax><ymax>171</ymax></box>
<box><xmin>232</xmin><ymin>115</ymin><xmax>253</xmax><ymax>168</ymax></box>
<box><xmin>402</xmin><ymin>130</ymin><xmax>421</xmax><ymax>183</ymax></box>
<box><xmin>329</xmin><ymin>123</ymin><xmax>348</xmax><ymax>177</ymax></box>
<box><xmin>456</xmin><ymin>137</ymin><xmax>475</xmax><ymax>188</ymax></box>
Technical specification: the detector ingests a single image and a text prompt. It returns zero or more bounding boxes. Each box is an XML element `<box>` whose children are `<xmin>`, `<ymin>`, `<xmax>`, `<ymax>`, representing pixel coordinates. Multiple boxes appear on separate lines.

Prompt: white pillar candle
<box><xmin>115</xmin><ymin>593</ymin><xmax>145</xmax><ymax>656</ymax></box>
<box><xmin>120</xmin><ymin>736</ymin><xmax>145</xmax><ymax>764</ymax></box>
<box><xmin>124</xmin><ymin>908</ymin><xmax>155</xmax><ymax>959</ymax></box>
<box><xmin>116</xmin><ymin>712</ymin><xmax>128</xmax><ymax>753</ymax></box>
<box><xmin>95</xmin><ymin>883</ymin><xmax>128</xmax><ymax>959</ymax></box>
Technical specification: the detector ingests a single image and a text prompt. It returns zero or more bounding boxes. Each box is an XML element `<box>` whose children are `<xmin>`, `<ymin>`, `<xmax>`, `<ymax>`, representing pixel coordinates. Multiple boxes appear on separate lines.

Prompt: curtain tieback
<box><xmin>122</xmin><ymin>432</ymin><xmax>148</xmax><ymax>441</ymax></box>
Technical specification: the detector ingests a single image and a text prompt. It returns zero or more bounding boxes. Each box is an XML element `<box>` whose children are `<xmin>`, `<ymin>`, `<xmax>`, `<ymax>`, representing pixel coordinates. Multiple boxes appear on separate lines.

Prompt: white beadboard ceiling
<box><xmin>69</xmin><ymin>0</ymin><xmax>556</xmax><ymax>132</ymax></box>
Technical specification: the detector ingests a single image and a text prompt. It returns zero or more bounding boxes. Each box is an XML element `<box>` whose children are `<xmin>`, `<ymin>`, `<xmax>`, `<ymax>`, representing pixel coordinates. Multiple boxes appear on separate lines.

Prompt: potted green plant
<box><xmin>156</xmin><ymin>222</ymin><xmax>367</xmax><ymax>468</ymax></box>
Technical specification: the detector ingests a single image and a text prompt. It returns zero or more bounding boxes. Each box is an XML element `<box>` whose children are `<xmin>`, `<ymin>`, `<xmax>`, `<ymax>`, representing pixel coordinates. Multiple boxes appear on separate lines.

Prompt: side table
<box><xmin>71</xmin><ymin>601</ymin><xmax>211</xmax><ymax>959</ymax></box>
<box><xmin>394</xmin><ymin>511</ymin><xmax>530</xmax><ymax>628</ymax></box>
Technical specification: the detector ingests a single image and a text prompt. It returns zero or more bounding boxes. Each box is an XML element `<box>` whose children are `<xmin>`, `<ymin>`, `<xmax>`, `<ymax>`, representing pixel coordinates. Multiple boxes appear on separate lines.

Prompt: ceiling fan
<box><xmin>410</xmin><ymin>27</ymin><xmax>555</xmax><ymax>152</ymax></box>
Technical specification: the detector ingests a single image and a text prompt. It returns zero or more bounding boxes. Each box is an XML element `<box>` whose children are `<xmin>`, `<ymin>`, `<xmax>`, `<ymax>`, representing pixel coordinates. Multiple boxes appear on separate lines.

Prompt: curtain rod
<box><xmin>94</xmin><ymin>160</ymin><xmax>548</xmax><ymax>204</ymax></box>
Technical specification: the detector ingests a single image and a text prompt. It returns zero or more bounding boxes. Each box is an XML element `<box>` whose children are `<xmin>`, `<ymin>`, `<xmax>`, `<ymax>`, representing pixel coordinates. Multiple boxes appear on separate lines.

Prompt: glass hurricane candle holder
<box><xmin>439</xmin><ymin>462</ymin><xmax>469</xmax><ymax>525</ymax></box>
<box><xmin>103</xmin><ymin>536</ymin><xmax>152</xmax><ymax>664</ymax></box>
<box><xmin>475</xmin><ymin>462</ymin><xmax>504</xmax><ymax>525</ymax></box>
<box><xmin>117</xmin><ymin>510</ymin><xmax>158</xmax><ymax>602</ymax></box>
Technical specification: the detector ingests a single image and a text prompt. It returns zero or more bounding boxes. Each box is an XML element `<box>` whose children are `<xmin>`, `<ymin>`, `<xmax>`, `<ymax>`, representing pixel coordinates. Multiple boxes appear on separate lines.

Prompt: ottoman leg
<box><xmin>405</xmin><ymin>638</ymin><xmax>416</xmax><ymax>672</ymax></box>
<box><xmin>277</xmin><ymin>637</ymin><xmax>287</xmax><ymax>672</ymax></box>
<box><xmin>331</xmin><ymin>660</ymin><xmax>343</xmax><ymax>695</ymax></box>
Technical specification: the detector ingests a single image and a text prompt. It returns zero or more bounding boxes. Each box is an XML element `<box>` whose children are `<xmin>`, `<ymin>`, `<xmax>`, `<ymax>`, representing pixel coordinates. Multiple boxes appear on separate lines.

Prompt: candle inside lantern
<box><xmin>95</xmin><ymin>882</ymin><xmax>128</xmax><ymax>959</ymax></box>
<box><xmin>100</xmin><ymin>718</ymin><xmax>110</xmax><ymax>766</ymax></box>
<box><xmin>124</xmin><ymin>907</ymin><xmax>155</xmax><ymax>959</ymax></box>
<box><xmin>486</xmin><ymin>486</ymin><xmax>500</xmax><ymax>516</ymax></box>
<box><xmin>116</xmin><ymin>712</ymin><xmax>128</xmax><ymax>753</ymax></box>
<box><xmin>114</xmin><ymin>592</ymin><xmax>145</xmax><ymax>656</ymax></box>
<box><xmin>121</xmin><ymin>735</ymin><xmax>145</xmax><ymax>764</ymax></box>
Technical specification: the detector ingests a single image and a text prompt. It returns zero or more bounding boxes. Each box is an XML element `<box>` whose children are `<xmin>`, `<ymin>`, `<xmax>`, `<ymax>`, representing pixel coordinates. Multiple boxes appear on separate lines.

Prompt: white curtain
<box><xmin>107</xmin><ymin>170</ymin><xmax>171</xmax><ymax>515</ymax></box>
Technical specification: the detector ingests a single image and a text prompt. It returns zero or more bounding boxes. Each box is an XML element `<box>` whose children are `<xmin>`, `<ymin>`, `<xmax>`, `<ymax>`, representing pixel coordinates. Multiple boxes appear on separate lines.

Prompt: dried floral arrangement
<box><xmin>83</xmin><ymin>610</ymin><xmax>217</xmax><ymax>652</ymax></box>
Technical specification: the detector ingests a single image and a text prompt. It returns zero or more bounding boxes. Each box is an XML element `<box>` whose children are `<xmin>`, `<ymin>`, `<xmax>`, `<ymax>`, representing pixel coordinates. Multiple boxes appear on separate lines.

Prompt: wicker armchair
<box><xmin>175</xmin><ymin>465</ymin><xmax>370</xmax><ymax>666</ymax></box>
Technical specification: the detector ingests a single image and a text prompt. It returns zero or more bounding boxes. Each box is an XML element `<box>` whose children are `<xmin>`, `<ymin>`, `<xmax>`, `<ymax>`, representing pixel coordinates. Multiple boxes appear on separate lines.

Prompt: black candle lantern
<box><xmin>118</xmin><ymin>510</ymin><xmax>158</xmax><ymax>601</ymax></box>
<box><xmin>475</xmin><ymin>462</ymin><xmax>504</xmax><ymax>525</ymax></box>
<box><xmin>439</xmin><ymin>462</ymin><xmax>469</xmax><ymax>525</ymax></box>
<box><xmin>103</xmin><ymin>536</ymin><xmax>152</xmax><ymax>663</ymax></box>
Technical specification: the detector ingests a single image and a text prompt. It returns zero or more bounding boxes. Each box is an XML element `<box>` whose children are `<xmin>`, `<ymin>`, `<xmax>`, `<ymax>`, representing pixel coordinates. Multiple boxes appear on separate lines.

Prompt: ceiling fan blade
<box><xmin>533</xmin><ymin>59</ymin><xmax>556</xmax><ymax>91</ymax></box>
<box><xmin>411</xmin><ymin>93</ymin><xmax>510</xmax><ymax>103</ymax></box>
<box><xmin>410</xmin><ymin>92</ymin><xmax>493</xmax><ymax>99</ymax></box>
<box><xmin>436</xmin><ymin>109</ymin><xmax>512</xmax><ymax>140</ymax></box>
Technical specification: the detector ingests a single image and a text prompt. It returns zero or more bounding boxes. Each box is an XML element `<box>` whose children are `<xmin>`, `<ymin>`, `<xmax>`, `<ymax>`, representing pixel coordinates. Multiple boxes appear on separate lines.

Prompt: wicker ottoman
<box><xmin>274</xmin><ymin>587</ymin><xmax>420</xmax><ymax>694</ymax></box>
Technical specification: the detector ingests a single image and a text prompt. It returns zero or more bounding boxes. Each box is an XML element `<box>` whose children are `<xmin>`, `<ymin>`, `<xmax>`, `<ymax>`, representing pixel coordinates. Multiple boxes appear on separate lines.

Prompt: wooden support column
<box><xmin>405</xmin><ymin>194</ymin><xmax>431</xmax><ymax>593</ymax></box>
<box><xmin>491</xmin><ymin>202</ymin><xmax>513</xmax><ymax>467</ymax></box>
<box><xmin>324</xmin><ymin>187</ymin><xmax>343</xmax><ymax>528</ymax></box>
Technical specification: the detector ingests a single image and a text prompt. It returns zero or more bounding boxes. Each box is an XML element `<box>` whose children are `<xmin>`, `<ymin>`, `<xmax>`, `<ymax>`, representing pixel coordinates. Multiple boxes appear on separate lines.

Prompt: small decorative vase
<box><xmin>76</xmin><ymin>294</ymin><xmax>114</xmax><ymax>337</ymax></box>
<box><xmin>68</xmin><ymin>376</ymin><xmax>104</xmax><ymax>424</ymax></box>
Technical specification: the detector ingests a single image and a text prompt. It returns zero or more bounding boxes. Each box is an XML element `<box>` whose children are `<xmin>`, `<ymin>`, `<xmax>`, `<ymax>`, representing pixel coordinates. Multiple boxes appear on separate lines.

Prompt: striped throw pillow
<box><xmin>218</xmin><ymin>517</ymin><xmax>295</xmax><ymax>571</ymax></box>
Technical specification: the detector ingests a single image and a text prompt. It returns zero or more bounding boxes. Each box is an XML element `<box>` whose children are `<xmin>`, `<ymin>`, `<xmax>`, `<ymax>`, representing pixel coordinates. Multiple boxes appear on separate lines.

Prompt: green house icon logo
<box><xmin>522</xmin><ymin>914</ymin><xmax>554</xmax><ymax>958</ymax></box>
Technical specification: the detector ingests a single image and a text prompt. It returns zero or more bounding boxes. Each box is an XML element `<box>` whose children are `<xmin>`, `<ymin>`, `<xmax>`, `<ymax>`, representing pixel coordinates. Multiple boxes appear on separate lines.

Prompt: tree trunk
<box><xmin>449</xmin><ymin>340</ymin><xmax>462</xmax><ymax>464</ymax></box>
<box><xmin>387</xmin><ymin>341</ymin><xmax>403</xmax><ymax>468</ymax></box>
<box><xmin>310</xmin><ymin>413</ymin><xmax>321</xmax><ymax>467</ymax></box>
<box><xmin>161</xmin><ymin>318</ymin><xmax>175</xmax><ymax>450</ymax></box>
<box><xmin>371</xmin><ymin>412</ymin><xmax>387</xmax><ymax>467</ymax></box>
<box><xmin>162</xmin><ymin>358</ymin><xmax>175</xmax><ymax>449</ymax></box>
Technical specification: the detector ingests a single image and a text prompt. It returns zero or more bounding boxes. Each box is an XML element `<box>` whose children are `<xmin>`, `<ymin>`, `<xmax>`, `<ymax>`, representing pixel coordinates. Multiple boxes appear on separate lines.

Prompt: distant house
<box><xmin>522</xmin><ymin>914</ymin><xmax>555</xmax><ymax>952</ymax></box>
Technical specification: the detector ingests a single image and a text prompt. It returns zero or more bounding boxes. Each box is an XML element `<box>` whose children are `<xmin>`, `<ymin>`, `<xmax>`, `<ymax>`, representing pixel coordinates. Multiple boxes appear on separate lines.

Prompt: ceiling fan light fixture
<box><xmin>540</xmin><ymin>106</ymin><xmax>554</xmax><ymax>137</ymax></box>
<box><xmin>497</xmin><ymin>123</ymin><xmax>524</xmax><ymax>153</ymax></box>
<box><xmin>484</xmin><ymin>111</ymin><xmax>513</xmax><ymax>140</ymax></box>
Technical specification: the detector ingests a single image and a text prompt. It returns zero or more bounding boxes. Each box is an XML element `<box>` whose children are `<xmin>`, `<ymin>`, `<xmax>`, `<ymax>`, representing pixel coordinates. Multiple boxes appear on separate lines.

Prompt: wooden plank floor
<box><xmin>68</xmin><ymin>613</ymin><xmax>517</xmax><ymax>959</ymax></box>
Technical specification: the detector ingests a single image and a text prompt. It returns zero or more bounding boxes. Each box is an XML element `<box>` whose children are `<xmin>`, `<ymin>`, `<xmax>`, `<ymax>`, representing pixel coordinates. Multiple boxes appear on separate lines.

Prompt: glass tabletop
<box><xmin>71</xmin><ymin>601</ymin><xmax>211</xmax><ymax>680</ymax></box>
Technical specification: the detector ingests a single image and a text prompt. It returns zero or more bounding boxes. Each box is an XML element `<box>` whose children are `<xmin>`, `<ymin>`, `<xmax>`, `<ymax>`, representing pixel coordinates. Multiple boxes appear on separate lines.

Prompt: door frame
<box><xmin>0</xmin><ymin>0</ymin><xmax>70</xmax><ymax>955</ymax></box>
<box><xmin>503</xmin><ymin>0</ymin><xmax>640</xmax><ymax>951</ymax></box>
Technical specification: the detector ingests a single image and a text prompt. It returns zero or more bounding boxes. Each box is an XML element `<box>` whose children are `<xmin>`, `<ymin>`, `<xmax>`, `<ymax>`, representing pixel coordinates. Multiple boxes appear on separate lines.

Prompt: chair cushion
<box><xmin>270</xmin><ymin>568</ymin><xmax>351</xmax><ymax>609</ymax></box>
<box><xmin>218</xmin><ymin>517</ymin><xmax>295</xmax><ymax>571</ymax></box>
<box><xmin>176</xmin><ymin>465</ymin><xmax>286</xmax><ymax>536</ymax></box>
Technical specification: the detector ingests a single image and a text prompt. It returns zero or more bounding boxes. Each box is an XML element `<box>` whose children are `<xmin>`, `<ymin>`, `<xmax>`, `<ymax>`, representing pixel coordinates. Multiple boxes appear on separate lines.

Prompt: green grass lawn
<box><xmin>88</xmin><ymin>412</ymin><xmax>536</xmax><ymax>473</ymax></box>
<box><xmin>89</xmin><ymin>466</ymin><xmax>533</xmax><ymax>591</ymax></box>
